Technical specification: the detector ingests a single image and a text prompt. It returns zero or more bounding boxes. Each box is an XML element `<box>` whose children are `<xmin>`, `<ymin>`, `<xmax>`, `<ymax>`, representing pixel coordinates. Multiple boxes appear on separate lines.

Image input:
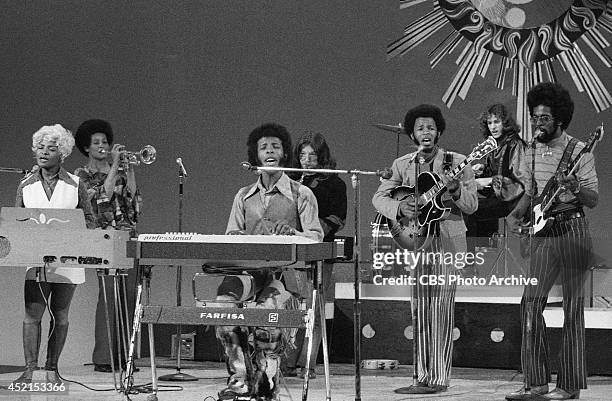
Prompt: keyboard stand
<box><xmin>123</xmin><ymin>265</ymin><xmax>152</xmax><ymax>395</ymax></box>
<box><xmin>97</xmin><ymin>268</ymin><xmax>130</xmax><ymax>392</ymax></box>
<box><xmin>123</xmin><ymin>261</ymin><xmax>331</xmax><ymax>401</ymax></box>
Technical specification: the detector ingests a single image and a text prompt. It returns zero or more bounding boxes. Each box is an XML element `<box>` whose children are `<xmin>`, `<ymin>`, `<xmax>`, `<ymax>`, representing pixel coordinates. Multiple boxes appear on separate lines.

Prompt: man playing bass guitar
<box><xmin>372</xmin><ymin>104</ymin><xmax>477</xmax><ymax>394</ymax></box>
<box><xmin>505</xmin><ymin>83</ymin><xmax>599</xmax><ymax>401</ymax></box>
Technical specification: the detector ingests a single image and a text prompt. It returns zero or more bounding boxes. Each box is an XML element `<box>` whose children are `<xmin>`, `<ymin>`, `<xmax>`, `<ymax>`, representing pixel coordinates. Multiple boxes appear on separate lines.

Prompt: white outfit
<box><xmin>22</xmin><ymin>172</ymin><xmax>85</xmax><ymax>284</ymax></box>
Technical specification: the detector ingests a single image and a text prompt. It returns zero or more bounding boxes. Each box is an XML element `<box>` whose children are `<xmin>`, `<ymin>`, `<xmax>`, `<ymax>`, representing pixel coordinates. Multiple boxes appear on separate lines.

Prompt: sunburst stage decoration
<box><xmin>388</xmin><ymin>0</ymin><xmax>612</xmax><ymax>139</ymax></box>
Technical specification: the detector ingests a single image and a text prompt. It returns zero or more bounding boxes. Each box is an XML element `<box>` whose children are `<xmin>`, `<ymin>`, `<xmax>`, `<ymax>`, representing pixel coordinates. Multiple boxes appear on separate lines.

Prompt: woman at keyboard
<box><xmin>13</xmin><ymin>124</ymin><xmax>95</xmax><ymax>386</ymax></box>
<box><xmin>217</xmin><ymin>123</ymin><xmax>323</xmax><ymax>401</ymax></box>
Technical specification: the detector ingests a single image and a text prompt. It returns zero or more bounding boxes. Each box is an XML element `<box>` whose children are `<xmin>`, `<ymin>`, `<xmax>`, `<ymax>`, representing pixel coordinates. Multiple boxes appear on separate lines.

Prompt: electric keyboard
<box><xmin>0</xmin><ymin>207</ymin><xmax>133</xmax><ymax>269</ymax></box>
<box><xmin>126</xmin><ymin>232</ymin><xmax>333</xmax><ymax>400</ymax></box>
<box><xmin>140</xmin><ymin>305</ymin><xmax>308</xmax><ymax>328</ymax></box>
<box><xmin>127</xmin><ymin>233</ymin><xmax>336</xmax><ymax>267</ymax></box>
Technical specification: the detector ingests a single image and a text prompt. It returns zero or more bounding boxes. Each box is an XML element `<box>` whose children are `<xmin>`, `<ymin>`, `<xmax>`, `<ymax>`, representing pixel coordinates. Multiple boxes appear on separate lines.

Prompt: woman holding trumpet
<box><xmin>74</xmin><ymin>119</ymin><xmax>142</xmax><ymax>373</ymax></box>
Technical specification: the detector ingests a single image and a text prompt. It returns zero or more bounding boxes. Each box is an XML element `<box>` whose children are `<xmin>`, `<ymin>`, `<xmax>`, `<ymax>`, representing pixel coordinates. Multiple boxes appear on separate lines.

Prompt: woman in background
<box><xmin>466</xmin><ymin>104</ymin><xmax>526</xmax><ymax>252</ymax></box>
<box><xmin>74</xmin><ymin>119</ymin><xmax>141</xmax><ymax>373</ymax></box>
<box><xmin>284</xmin><ymin>131</ymin><xmax>347</xmax><ymax>379</ymax></box>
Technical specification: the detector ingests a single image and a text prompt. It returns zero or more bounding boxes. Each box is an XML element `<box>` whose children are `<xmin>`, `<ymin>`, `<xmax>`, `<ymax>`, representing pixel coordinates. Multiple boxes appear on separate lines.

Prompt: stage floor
<box><xmin>1</xmin><ymin>359</ymin><xmax>611</xmax><ymax>400</ymax></box>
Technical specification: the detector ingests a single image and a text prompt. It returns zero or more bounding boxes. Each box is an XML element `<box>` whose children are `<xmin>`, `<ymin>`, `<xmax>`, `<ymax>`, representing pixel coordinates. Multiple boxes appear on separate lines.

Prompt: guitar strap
<box><xmin>497</xmin><ymin>140</ymin><xmax>512</xmax><ymax>177</ymax></box>
<box><xmin>442</xmin><ymin>150</ymin><xmax>453</xmax><ymax>172</ymax></box>
<box><xmin>538</xmin><ymin>137</ymin><xmax>579</xmax><ymax>200</ymax></box>
<box><xmin>424</xmin><ymin>149</ymin><xmax>452</xmax><ymax>172</ymax></box>
<box><xmin>434</xmin><ymin>149</ymin><xmax>454</xmax><ymax>236</ymax></box>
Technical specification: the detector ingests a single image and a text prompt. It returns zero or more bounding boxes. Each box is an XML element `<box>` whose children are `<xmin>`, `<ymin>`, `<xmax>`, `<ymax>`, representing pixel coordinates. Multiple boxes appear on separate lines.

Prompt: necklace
<box><xmin>541</xmin><ymin>145</ymin><xmax>553</xmax><ymax>158</ymax></box>
<box><xmin>42</xmin><ymin>171</ymin><xmax>59</xmax><ymax>183</ymax></box>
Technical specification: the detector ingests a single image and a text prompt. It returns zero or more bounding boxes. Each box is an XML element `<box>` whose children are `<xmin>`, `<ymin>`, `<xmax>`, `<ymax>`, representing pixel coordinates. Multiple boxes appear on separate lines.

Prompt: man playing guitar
<box><xmin>505</xmin><ymin>83</ymin><xmax>599</xmax><ymax>401</ymax></box>
<box><xmin>372</xmin><ymin>104</ymin><xmax>477</xmax><ymax>394</ymax></box>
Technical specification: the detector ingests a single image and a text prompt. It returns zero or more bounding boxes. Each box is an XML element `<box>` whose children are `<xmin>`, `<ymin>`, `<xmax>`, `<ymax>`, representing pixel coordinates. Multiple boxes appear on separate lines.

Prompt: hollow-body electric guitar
<box><xmin>377</xmin><ymin>136</ymin><xmax>497</xmax><ymax>251</ymax></box>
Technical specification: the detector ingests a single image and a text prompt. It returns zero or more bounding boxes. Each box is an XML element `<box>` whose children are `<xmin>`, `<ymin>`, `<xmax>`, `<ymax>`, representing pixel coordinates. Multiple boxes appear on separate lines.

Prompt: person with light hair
<box><xmin>13</xmin><ymin>124</ymin><xmax>95</xmax><ymax>386</ymax></box>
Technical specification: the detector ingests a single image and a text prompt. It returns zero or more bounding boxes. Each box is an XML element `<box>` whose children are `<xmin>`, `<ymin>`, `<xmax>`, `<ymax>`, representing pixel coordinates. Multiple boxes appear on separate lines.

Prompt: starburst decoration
<box><xmin>388</xmin><ymin>0</ymin><xmax>612</xmax><ymax>140</ymax></box>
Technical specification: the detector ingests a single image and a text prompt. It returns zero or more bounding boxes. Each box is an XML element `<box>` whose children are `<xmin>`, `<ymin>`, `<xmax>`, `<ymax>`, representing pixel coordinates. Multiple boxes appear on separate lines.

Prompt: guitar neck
<box><xmin>422</xmin><ymin>157</ymin><xmax>472</xmax><ymax>202</ymax></box>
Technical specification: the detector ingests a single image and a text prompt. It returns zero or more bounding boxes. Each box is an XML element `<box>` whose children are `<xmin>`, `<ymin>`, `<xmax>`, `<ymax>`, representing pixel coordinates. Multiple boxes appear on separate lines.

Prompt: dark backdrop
<box><xmin>1</xmin><ymin>1</ymin><xmax>610</xmax><ymax>264</ymax></box>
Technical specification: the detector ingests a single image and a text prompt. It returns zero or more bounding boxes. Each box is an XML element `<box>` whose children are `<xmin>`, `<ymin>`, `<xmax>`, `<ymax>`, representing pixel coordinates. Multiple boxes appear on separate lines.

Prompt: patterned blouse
<box><xmin>74</xmin><ymin>166</ymin><xmax>142</xmax><ymax>234</ymax></box>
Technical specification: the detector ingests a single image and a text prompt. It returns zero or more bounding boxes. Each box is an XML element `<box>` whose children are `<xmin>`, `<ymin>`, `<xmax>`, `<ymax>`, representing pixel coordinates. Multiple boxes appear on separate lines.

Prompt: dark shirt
<box><xmin>479</xmin><ymin>135</ymin><xmax>525</xmax><ymax>199</ymax></box>
<box><xmin>300</xmin><ymin>173</ymin><xmax>347</xmax><ymax>242</ymax></box>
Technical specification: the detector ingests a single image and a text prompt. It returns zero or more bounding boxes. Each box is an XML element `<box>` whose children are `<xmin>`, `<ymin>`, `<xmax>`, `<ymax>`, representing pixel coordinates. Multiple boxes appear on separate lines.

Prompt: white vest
<box><xmin>23</xmin><ymin>173</ymin><xmax>85</xmax><ymax>284</ymax></box>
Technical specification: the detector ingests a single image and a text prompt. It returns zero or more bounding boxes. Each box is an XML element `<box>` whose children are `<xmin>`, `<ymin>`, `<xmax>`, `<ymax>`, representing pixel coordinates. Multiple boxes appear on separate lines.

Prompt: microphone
<box><xmin>407</xmin><ymin>145</ymin><xmax>425</xmax><ymax>163</ymax></box>
<box><xmin>176</xmin><ymin>157</ymin><xmax>188</xmax><ymax>177</ymax></box>
<box><xmin>531</xmin><ymin>128</ymin><xmax>542</xmax><ymax>147</ymax></box>
<box><xmin>377</xmin><ymin>167</ymin><xmax>393</xmax><ymax>179</ymax></box>
<box><xmin>240</xmin><ymin>161</ymin><xmax>256</xmax><ymax>171</ymax></box>
<box><xmin>23</xmin><ymin>165</ymin><xmax>39</xmax><ymax>178</ymax></box>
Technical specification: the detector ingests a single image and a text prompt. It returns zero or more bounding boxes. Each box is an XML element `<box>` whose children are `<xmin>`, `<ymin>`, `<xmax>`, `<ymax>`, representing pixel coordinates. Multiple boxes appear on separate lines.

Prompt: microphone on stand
<box><xmin>176</xmin><ymin>158</ymin><xmax>188</xmax><ymax>177</ymax></box>
<box><xmin>376</xmin><ymin>167</ymin><xmax>393</xmax><ymax>180</ymax></box>
<box><xmin>407</xmin><ymin>145</ymin><xmax>425</xmax><ymax>164</ymax></box>
<box><xmin>240</xmin><ymin>161</ymin><xmax>262</xmax><ymax>174</ymax></box>
<box><xmin>531</xmin><ymin>128</ymin><xmax>542</xmax><ymax>148</ymax></box>
<box><xmin>23</xmin><ymin>165</ymin><xmax>39</xmax><ymax>179</ymax></box>
<box><xmin>240</xmin><ymin>161</ymin><xmax>254</xmax><ymax>171</ymax></box>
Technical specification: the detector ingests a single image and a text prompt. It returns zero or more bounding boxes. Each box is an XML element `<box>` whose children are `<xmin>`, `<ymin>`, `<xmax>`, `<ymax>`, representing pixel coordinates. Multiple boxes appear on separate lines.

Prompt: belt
<box><xmin>552</xmin><ymin>210</ymin><xmax>584</xmax><ymax>222</ymax></box>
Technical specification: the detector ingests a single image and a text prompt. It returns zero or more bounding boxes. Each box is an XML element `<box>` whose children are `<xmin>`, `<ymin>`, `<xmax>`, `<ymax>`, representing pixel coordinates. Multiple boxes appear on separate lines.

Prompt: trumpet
<box><xmin>101</xmin><ymin>145</ymin><xmax>157</xmax><ymax>167</ymax></box>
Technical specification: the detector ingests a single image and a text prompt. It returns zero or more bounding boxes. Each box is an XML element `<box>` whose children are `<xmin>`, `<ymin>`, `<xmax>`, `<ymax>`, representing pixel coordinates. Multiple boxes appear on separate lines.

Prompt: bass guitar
<box><xmin>377</xmin><ymin>137</ymin><xmax>497</xmax><ymax>251</ymax></box>
<box><xmin>530</xmin><ymin>124</ymin><xmax>604</xmax><ymax>236</ymax></box>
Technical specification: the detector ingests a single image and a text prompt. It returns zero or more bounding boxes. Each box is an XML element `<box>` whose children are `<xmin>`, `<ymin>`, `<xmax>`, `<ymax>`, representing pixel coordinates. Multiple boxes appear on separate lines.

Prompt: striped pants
<box><xmin>520</xmin><ymin>217</ymin><xmax>592</xmax><ymax>391</ymax></box>
<box><xmin>414</xmin><ymin>236</ymin><xmax>457</xmax><ymax>387</ymax></box>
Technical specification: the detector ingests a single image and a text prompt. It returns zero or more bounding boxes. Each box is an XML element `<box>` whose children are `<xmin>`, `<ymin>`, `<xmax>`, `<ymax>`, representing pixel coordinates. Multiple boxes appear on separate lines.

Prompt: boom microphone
<box><xmin>176</xmin><ymin>157</ymin><xmax>188</xmax><ymax>177</ymax></box>
<box><xmin>240</xmin><ymin>161</ymin><xmax>256</xmax><ymax>171</ymax></box>
<box><xmin>377</xmin><ymin>168</ymin><xmax>393</xmax><ymax>179</ymax></box>
<box><xmin>407</xmin><ymin>145</ymin><xmax>425</xmax><ymax>163</ymax></box>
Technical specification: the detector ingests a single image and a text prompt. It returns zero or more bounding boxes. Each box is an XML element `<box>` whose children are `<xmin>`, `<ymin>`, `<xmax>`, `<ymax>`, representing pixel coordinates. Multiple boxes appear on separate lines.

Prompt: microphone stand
<box><xmin>412</xmin><ymin>156</ymin><xmax>423</xmax><ymax>387</ymax></box>
<box><xmin>350</xmin><ymin>171</ymin><xmax>363</xmax><ymax>401</ymax></box>
<box><xmin>159</xmin><ymin>163</ymin><xmax>197</xmax><ymax>382</ymax></box>
<box><xmin>0</xmin><ymin>167</ymin><xmax>33</xmax><ymax>174</ymax></box>
<box><xmin>393</xmin><ymin>151</ymin><xmax>423</xmax><ymax>395</ymax></box>
<box><xmin>241</xmin><ymin>162</ymin><xmax>390</xmax><ymax>401</ymax></box>
<box><xmin>394</xmin><ymin>123</ymin><xmax>403</xmax><ymax>160</ymax></box>
<box><xmin>522</xmin><ymin>135</ymin><xmax>538</xmax><ymax>395</ymax></box>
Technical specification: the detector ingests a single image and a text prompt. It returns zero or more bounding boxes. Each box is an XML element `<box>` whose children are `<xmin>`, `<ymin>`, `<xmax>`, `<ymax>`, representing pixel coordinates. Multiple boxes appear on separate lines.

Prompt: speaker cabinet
<box><xmin>332</xmin><ymin>299</ymin><xmax>522</xmax><ymax>369</ymax></box>
<box><xmin>453</xmin><ymin>303</ymin><xmax>521</xmax><ymax>369</ymax></box>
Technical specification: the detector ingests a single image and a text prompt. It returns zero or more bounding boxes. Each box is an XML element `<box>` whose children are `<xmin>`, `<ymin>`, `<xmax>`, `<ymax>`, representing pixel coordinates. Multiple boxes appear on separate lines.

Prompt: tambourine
<box><xmin>360</xmin><ymin>359</ymin><xmax>399</xmax><ymax>370</ymax></box>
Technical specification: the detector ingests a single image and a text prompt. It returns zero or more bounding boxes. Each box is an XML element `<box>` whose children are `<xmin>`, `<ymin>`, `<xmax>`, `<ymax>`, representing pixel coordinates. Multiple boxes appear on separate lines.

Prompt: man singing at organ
<box><xmin>215</xmin><ymin>123</ymin><xmax>323</xmax><ymax>401</ymax></box>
